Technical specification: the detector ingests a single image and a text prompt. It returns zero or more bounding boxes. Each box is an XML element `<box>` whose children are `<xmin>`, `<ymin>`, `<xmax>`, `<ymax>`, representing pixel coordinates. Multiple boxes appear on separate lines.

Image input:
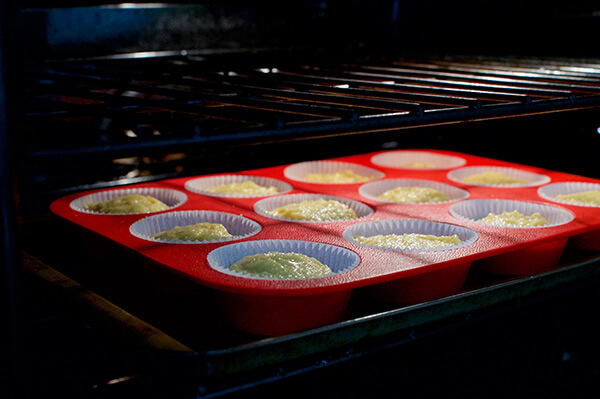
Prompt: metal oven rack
<box><xmin>17</xmin><ymin>53</ymin><xmax>600</xmax><ymax>208</ymax></box>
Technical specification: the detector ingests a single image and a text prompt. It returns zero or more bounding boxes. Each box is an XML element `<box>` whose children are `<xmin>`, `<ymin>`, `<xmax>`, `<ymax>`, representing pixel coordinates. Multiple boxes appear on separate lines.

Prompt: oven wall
<box><xmin>11</xmin><ymin>1</ymin><xmax>600</xmax><ymax>61</ymax></box>
<box><xmin>364</xmin><ymin>0</ymin><xmax>600</xmax><ymax>57</ymax></box>
<box><xmin>11</xmin><ymin>2</ymin><xmax>350</xmax><ymax>61</ymax></box>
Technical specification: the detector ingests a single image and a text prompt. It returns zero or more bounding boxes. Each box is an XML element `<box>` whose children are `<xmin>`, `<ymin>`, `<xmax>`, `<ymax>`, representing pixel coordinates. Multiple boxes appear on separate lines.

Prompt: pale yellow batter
<box><xmin>478</xmin><ymin>210</ymin><xmax>549</xmax><ymax>227</ymax></box>
<box><xmin>87</xmin><ymin>194</ymin><xmax>169</xmax><ymax>214</ymax></box>
<box><xmin>267</xmin><ymin>198</ymin><xmax>357</xmax><ymax>222</ymax></box>
<box><xmin>462</xmin><ymin>171</ymin><xmax>527</xmax><ymax>185</ymax></box>
<box><xmin>304</xmin><ymin>169</ymin><xmax>372</xmax><ymax>183</ymax></box>
<box><xmin>402</xmin><ymin>161</ymin><xmax>436</xmax><ymax>169</ymax></box>
<box><xmin>353</xmin><ymin>233</ymin><xmax>461</xmax><ymax>250</ymax></box>
<box><xmin>555</xmin><ymin>190</ymin><xmax>600</xmax><ymax>206</ymax></box>
<box><xmin>229</xmin><ymin>251</ymin><xmax>333</xmax><ymax>279</ymax></box>
<box><xmin>377</xmin><ymin>186</ymin><xmax>450</xmax><ymax>203</ymax></box>
<box><xmin>150</xmin><ymin>222</ymin><xmax>233</xmax><ymax>242</ymax></box>
<box><xmin>206</xmin><ymin>180</ymin><xmax>278</xmax><ymax>195</ymax></box>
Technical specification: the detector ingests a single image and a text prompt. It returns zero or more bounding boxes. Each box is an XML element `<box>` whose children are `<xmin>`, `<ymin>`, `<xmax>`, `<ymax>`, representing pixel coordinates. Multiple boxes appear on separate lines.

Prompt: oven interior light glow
<box><xmin>112</xmin><ymin>3</ymin><xmax>167</xmax><ymax>9</ymax></box>
<box><xmin>128</xmin><ymin>51</ymin><xmax>163</xmax><ymax>59</ymax></box>
<box><xmin>258</xmin><ymin>68</ymin><xmax>279</xmax><ymax>74</ymax></box>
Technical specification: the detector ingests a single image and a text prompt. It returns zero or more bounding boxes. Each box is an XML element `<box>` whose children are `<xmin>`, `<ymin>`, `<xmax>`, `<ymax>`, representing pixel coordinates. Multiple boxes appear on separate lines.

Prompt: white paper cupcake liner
<box><xmin>538</xmin><ymin>182</ymin><xmax>600</xmax><ymax>208</ymax></box>
<box><xmin>449</xmin><ymin>199</ymin><xmax>574</xmax><ymax>228</ymax></box>
<box><xmin>184</xmin><ymin>175</ymin><xmax>293</xmax><ymax>198</ymax></box>
<box><xmin>359</xmin><ymin>178</ymin><xmax>469</xmax><ymax>204</ymax></box>
<box><xmin>254</xmin><ymin>193</ymin><xmax>374</xmax><ymax>223</ymax></box>
<box><xmin>343</xmin><ymin>219</ymin><xmax>478</xmax><ymax>252</ymax></box>
<box><xmin>70</xmin><ymin>187</ymin><xmax>187</xmax><ymax>215</ymax></box>
<box><xmin>129</xmin><ymin>210</ymin><xmax>262</xmax><ymax>244</ymax></box>
<box><xmin>447</xmin><ymin>166</ymin><xmax>550</xmax><ymax>187</ymax></box>
<box><xmin>283</xmin><ymin>160</ymin><xmax>385</xmax><ymax>184</ymax></box>
<box><xmin>370</xmin><ymin>150</ymin><xmax>467</xmax><ymax>170</ymax></box>
<box><xmin>207</xmin><ymin>239</ymin><xmax>361</xmax><ymax>280</ymax></box>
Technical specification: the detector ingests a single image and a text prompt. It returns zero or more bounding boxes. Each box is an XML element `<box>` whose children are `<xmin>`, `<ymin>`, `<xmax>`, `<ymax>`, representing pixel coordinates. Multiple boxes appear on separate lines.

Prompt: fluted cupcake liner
<box><xmin>538</xmin><ymin>182</ymin><xmax>600</xmax><ymax>208</ymax></box>
<box><xmin>207</xmin><ymin>239</ymin><xmax>361</xmax><ymax>280</ymax></box>
<box><xmin>254</xmin><ymin>193</ymin><xmax>374</xmax><ymax>223</ymax></box>
<box><xmin>447</xmin><ymin>166</ymin><xmax>550</xmax><ymax>187</ymax></box>
<box><xmin>370</xmin><ymin>150</ymin><xmax>467</xmax><ymax>170</ymax></box>
<box><xmin>449</xmin><ymin>199</ymin><xmax>574</xmax><ymax>228</ymax></box>
<box><xmin>284</xmin><ymin>160</ymin><xmax>385</xmax><ymax>184</ymax></box>
<box><xmin>343</xmin><ymin>218</ymin><xmax>478</xmax><ymax>252</ymax></box>
<box><xmin>129</xmin><ymin>210</ymin><xmax>262</xmax><ymax>244</ymax></box>
<box><xmin>359</xmin><ymin>178</ymin><xmax>469</xmax><ymax>204</ymax></box>
<box><xmin>70</xmin><ymin>187</ymin><xmax>187</xmax><ymax>215</ymax></box>
<box><xmin>184</xmin><ymin>174</ymin><xmax>293</xmax><ymax>198</ymax></box>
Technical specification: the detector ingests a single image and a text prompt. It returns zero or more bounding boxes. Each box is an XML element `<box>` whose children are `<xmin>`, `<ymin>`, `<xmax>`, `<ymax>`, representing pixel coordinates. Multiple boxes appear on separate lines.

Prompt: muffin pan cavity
<box><xmin>254</xmin><ymin>193</ymin><xmax>374</xmax><ymax>223</ymax></box>
<box><xmin>343</xmin><ymin>219</ymin><xmax>478</xmax><ymax>252</ymax></box>
<box><xmin>71</xmin><ymin>187</ymin><xmax>187</xmax><ymax>215</ymax></box>
<box><xmin>447</xmin><ymin>166</ymin><xmax>550</xmax><ymax>187</ymax></box>
<box><xmin>130</xmin><ymin>210</ymin><xmax>262</xmax><ymax>244</ymax></box>
<box><xmin>284</xmin><ymin>160</ymin><xmax>385</xmax><ymax>184</ymax></box>
<box><xmin>359</xmin><ymin>178</ymin><xmax>469</xmax><ymax>204</ymax></box>
<box><xmin>185</xmin><ymin>174</ymin><xmax>292</xmax><ymax>198</ymax></box>
<box><xmin>371</xmin><ymin>150</ymin><xmax>466</xmax><ymax>170</ymax></box>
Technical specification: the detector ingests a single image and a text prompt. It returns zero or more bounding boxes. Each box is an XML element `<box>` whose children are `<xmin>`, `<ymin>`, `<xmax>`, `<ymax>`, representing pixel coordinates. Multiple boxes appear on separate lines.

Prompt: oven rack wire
<box><xmin>19</xmin><ymin>54</ymin><xmax>600</xmax><ymax>160</ymax></box>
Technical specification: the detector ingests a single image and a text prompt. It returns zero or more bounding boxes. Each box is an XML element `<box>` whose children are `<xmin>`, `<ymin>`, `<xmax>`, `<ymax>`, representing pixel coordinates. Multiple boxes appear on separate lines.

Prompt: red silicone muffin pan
<box><xmin>50</xmin><ymin>150</ymin><xmax>600</xmax><ymax>336</ymax></box>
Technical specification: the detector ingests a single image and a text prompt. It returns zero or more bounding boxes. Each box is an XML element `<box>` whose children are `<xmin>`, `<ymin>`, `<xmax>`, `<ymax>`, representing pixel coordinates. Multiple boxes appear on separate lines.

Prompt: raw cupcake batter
<box><xmin>462</xmin><ymin>171</ymin><xmax>526</xmax><ymax>185</ymax></box>
<box><xmin>150</xmin><ymin>222</ymin><xmax>234</xmax><ymax>242</ymax></box>
<box><xmin>401</xmin><ymin>161</ymin><xmax>436</xmax><ymax>169</ymax></box>
<box><xmin>555</xmin><ymin>190</ymin><xmax>600</xmax><ymax>206</ymax></box>
<box><xmin>229</xmin><ymin>251</ymin><xmax>333</xmax><ymax>279</ymax></box>
<box><xmin>87</xmin><ymin>194</ymin><xmax>169</xmax><ymax>214</ymax></box>
<box><xmin>267</xmin><ymin>198</ymin><xmax>357</xmax><ymax>222</ymax></box>
<box><xmin>206</xmin><ymin>180</ymin><xmax>278</xmax><ymax>195</ymax></box>
<box><xmin>377</xmin><ymin>186</ymin><xmax>450</xmax><ymax>203</ymax></box>
<box><xmin>478</xmin><ymin>210</ymin><xmax>549</xmax><ymax>227</ymax></box>
<box><xmin>304</xmin><ymin>169</ymin><xmax>373</xmax><ymax>183</ymax></box>
<box><xmin>353</xmin><ymin>233</ymin><xmax>462</xmax><ymax>250</ymax></box>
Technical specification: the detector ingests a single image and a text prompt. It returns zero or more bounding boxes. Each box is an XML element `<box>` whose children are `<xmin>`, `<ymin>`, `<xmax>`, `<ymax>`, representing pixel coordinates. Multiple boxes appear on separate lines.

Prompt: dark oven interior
<box><xmin>3</xmin><ymin>1</ymin><xmax>600</xmax><ymax>398</ymax></box>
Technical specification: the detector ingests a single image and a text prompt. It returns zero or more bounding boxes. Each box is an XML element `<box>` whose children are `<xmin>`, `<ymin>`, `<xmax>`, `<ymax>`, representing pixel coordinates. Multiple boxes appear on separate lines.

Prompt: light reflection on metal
<box><xmin>104</xmin><ymin>374</ymin><xmax>142</xmax><ymax>385</ymax></box>
<box><xmin>111</xmin><ymin>3</ymin><xmax>169</xmax><ymax>9</ymax></box>
<box><xmin>258</xmin><ymin>68</ymin><xmax>279</xmax><ymax>74</ymax></box>
<box><xmin>361</xmin><ymin>111</ymin><xmax>410</xmax><ymax>119</ymax></box>
<box><xmin>122</xmin><ymin>91</ymin><xmax>139</xmax><ymax>98</ymax></box>
<box><xmin>563</xmin><ymin>67</ymin><xmax>600</xmax><ymax>74</ymax></box>
<box><xmin>123</xmin><ymin>51</ymin><xmax>165</xmax><ymax>59</ymax></box>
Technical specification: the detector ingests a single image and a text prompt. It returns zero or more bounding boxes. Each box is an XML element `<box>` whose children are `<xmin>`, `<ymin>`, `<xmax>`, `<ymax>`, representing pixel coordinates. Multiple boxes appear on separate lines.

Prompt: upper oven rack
<box><xmin>19</xmin><ymin>53</ymin><xmax>600</xmax><ymax>162</ymax></box>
